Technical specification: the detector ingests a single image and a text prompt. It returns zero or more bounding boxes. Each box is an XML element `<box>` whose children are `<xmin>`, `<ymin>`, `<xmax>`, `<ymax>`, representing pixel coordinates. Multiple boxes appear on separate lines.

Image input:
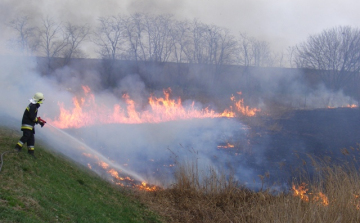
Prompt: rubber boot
<box><xmin>14</xmin><ymin>144</ymin><xmax>22</xmax><ymax>152</ymax></box>
<box><xmin>28</xmin><ymin>150</ymin><xmax>36</xmax><ymax>159</ymax></box>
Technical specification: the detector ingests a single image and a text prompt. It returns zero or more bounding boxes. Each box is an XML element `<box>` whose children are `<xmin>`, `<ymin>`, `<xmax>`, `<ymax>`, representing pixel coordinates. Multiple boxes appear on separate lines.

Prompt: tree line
<box><xmin>7</xmin><ymin>13</ymin><xmax>360</xmax><ymax>91</ymax></box>
<box><xmin>7</xmin><ymin>13</ymin><xmax>285</xmax><ymax>67</ymax></box>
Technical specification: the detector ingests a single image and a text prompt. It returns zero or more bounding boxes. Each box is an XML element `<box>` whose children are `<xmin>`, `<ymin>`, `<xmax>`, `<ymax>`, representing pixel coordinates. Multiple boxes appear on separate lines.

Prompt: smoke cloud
<box><xmin>1</xmin><ymin>54</ymin><xmax>359</xmax><ymax>191</ymax></box>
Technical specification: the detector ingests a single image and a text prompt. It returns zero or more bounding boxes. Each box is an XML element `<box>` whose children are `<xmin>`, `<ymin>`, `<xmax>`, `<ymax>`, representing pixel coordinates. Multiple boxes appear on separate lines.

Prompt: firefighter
<box><xmin>14</xmin><ymin>92</ymin><xmax>46</xmax><ymax>158</ymax></box>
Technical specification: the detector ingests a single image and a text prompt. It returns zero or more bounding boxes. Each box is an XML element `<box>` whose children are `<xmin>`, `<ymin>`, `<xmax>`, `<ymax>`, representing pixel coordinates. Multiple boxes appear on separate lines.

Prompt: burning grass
<box><xmin>48</xmin><ymin>86</ymin><xmax>261</xmax><ymax>129</ymax></box>
<box><xmin>135</xmin><ymin>153</ymin><xmax>360</xmax><ymax>223</ymax></box>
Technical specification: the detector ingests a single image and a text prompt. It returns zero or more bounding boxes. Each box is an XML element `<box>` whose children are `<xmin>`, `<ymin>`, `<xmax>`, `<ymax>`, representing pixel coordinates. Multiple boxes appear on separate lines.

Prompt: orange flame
<box><xmin>49</xmin><ymin>86</ymin><xmax>260</xmax><ymax>129</ymax></box>
<box><xmin>231</xmin><ymin>92</ymin><xmax>260</xmax><ymax>117</ymax></box>
<box><xmin>347</xmin><ymin>104</ymin><xmax>358</xmax><ymax>108</ymax></box>
<box><xmin>98</xmin><ymin>161</ymin><xmax>109</xmax><ymax>169</ymax></box>
<box><xmin>217</xmin><ymin>143</ymin><xmax>235</xmax><ymax>149</ymax></box>
<box><xmin>313</xmin><ymin>192</ymin><xmax>329</xmax><ymax>206</ymax></box>
<box><xmin>220</xmin><ymin>106</ymin><xmax>236</xmax><ymax>118</ymax></box>
<box><xmin>292</xmin><ymin>183</ymin><xmax>309</xmax><ymax>202</ymax></box>
<box><xmin>82</xmin><ymin>85</ymin><xmax>91</xmax><ymax>94</ymax></box>
<box><xmin>82</xmin><ymin>152</ymin><xmax>160</xmax><ymax>191</ymax></box>
<box><xmin>292</xmin><ymin>183</ymin><xmax>329</xmax><ymax>206</ymax></box>
<box><xmin>135</xmin><ymin>182</ymin><xmax>160</xmax><ymax>192</ymax></box>
<box><xmin>328</xmin><ymin>104</ymin><xmax>358</xmax><ymax>109</ymax></box>
<box><xmin>353</xmin><ymin>194</ymin><xmax>360</xmax><ymax>210</ymax></box>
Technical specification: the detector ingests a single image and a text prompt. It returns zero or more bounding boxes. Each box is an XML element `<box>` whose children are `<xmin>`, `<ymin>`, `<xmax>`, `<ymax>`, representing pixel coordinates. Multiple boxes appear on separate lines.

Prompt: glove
<box><xmin>37</xmin><ymin>117</ymin><xmax>47</xmax><ymax>128</ymax></box>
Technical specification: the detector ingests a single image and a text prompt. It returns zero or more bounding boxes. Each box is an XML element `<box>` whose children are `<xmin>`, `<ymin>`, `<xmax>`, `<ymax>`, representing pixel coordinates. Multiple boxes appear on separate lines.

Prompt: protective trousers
<box><xmin>15</xmin><ymin>129</ymin><xmax>35</xmax><ymax>151</ymax></box>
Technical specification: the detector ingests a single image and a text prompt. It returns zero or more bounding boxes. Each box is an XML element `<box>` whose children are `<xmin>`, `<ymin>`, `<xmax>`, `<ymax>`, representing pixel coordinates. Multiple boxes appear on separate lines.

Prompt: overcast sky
<box><xmin>1</xmin><ymin>0</ymin><xmax>359</xmax><ymax>55</ymax></box>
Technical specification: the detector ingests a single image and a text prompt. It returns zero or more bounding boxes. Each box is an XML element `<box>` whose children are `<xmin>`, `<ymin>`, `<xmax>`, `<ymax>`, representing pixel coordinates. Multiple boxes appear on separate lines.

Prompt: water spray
<box><xmin>44</xmin><ymin>122</ymin><xmax>146</xmax><ymax>182</ymax></box>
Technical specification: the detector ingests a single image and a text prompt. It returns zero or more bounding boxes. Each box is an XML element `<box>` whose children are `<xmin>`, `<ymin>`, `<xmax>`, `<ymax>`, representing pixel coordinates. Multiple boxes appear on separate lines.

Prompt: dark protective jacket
<box><xmin>21</xmin><ymin>103</ymin><xmax>40</xmax><ymax>132</ymax></box>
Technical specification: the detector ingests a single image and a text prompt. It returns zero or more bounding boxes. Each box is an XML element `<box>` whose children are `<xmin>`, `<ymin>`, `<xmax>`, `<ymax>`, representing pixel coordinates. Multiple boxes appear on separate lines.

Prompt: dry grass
<box><xmin>135</xmin><ymin>155</ymin><xmax>360</xmax><ymax>223</ymax></box>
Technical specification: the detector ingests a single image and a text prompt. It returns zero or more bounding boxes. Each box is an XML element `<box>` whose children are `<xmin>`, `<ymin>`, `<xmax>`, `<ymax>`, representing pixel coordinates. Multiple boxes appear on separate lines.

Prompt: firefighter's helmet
<box><xmin>30</xmin><ymin>92</ymin><xmax>44</xmax><ymax>104</ymax></box>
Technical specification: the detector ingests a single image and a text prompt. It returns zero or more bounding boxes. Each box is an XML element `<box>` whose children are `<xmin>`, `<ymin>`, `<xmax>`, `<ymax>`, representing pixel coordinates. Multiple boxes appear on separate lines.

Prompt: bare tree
<box><xmin>294</xmin><ymin>26</ymin><xmax>360</xmax><ymax>90</ymax></box>
<box><xmin>63</xmin><ymin>22</ymin><xmax>91</xmax><ymax>63</ymax></box>
<box><xmin>252</xmin><ymin>40</ymin><xmax>273</xmax><ymax>67</ymax></box>
<box><xmin>205</xmin><ymin>25</ymin><xmax>222</xmax><ymax>65</ymax></box>
<box><xmin>169</xmin><ymin>20</ymin><xmax>192</xmax><ymax>63</ymax></box>
<box><xmin>7</xmin><ymin>16</ymin><xmax>38</xmax><ymax>55</ymax></box>
<box><xmin>287</xmin><ymin>46</ymin><xmax>297</xmax><ymax>68</ymax></box>
<box><xmin>236</xmin><ymin>33</ymin><xmax>274</xmax><ymax>67</ymax></box>
<box><xmin>37</xmin><ymin>16</ymin><xmax>69</xmax><ymax>72</ymax></box>
<box><xmin>117</xmin><ymin>14</ymin><xmax>236</xmax><ymax>65</ymax></box>
<box><xmin>122</xmin><ymin>13</ymin><xmax>146</xmax><ymax>61</ymax></box>
<box><xmin>92</xmin><ymin>15</ymin><xmax>130</xmax><ymax>87</ymax></box>
<box><xmin>8</xmin><ymin>12</ymin><xmax>286</xmax><ymax>70</ymax></box>
<box><xmin>93</xmin><ymin>15</ymin><xmax>126</xmax><ymax>60</ymax></box>
<box><xmin>38</xmin><ymin>16</ymin><xmax>68</xmax><ymax>58</ymax></box>
<box><xmin>189</xmin><ymin>20</ymin><xmax>208</xmax><ymax>64</ymax></box>
<box><xmin>180</xmin><ymin>20</ymin><xmax>237</xmax><ymax>67</ymax></box>
<box><xmin>140</xmin><ymin>14</ymin><xmax>175</xmax><ymax>62</ymax></box>
<box><xmin>214</xmin><ymin>27</ymin><xmax>237</xmax><ymax>66</ymax></box>
<box><xmin>273</xmin><ymin>51</ymin><xmax>285</xmax><ymax>67</ymax></box>
<box><xmin>236</xmin><ymin>33</ymin><xmax>253</xmax><ymax>66</ymax></box>
<box><xmin>125</xmin><ymin>13</ymin><xmax>188</xmax><ymax>63</ymax></box>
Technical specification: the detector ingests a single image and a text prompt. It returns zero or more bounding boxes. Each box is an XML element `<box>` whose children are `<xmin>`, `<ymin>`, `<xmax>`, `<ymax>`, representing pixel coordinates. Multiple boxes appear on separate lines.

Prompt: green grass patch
<box><xmin>0</xmin><ymin>127</ymin><xmax>162</xmax><ymax>223</ymax></box>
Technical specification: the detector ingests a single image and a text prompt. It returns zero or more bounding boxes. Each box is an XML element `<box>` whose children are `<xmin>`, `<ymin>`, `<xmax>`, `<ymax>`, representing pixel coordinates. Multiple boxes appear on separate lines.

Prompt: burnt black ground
<box><xmin>232</xmin><ymin>107</ymin><xmax>360</xmax><ymax>189</ymax></box>
<box><xmin>262</xmin><ymin>107</ymin><xmax>360</xmax><ymax>160</ymax></box>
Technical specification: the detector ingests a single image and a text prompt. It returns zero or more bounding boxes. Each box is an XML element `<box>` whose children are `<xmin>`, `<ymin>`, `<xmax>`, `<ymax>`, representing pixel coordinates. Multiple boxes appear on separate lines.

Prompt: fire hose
<box><xmin>0</xmin><ymin>150</ymin><xmax>15</xmax><ymax>173</ymax></box>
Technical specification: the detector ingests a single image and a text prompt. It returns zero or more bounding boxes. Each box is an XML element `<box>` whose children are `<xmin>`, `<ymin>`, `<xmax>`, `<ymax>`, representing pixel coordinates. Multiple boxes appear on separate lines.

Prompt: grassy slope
<box><xmin>0</xmin><ymin>127</ymin><xmax>161</xmax><ymax>223</ymax></box>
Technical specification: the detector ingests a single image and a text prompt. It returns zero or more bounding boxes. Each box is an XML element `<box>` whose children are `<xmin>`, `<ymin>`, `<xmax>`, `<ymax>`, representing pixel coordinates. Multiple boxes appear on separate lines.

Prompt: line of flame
<box><xmin>48</xmin><ymin>87</ymin><xmax>260</xmax><ymax>129</ymax></box>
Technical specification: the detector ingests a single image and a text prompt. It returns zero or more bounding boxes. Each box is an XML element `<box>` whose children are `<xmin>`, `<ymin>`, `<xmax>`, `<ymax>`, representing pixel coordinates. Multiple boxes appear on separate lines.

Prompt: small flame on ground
<box><xmin>292</xmin><ymin>183</ymin><xmax>329</xmax><ymax>206</ymax></box>
<box><xmin>136</xmin><ymin>182</ymin><xmax>160</xmax><ymax>192</ymax></box>
<box><xmin>292</xmin><ymin>183</ymin><xmax>309</xmax><ymax>202</ymax></box>
<box><xmin>99</xmin><ymin>161</ymin><xmax>109</xmax><ymax>169</ymax></box>
<box><xmin>217</xmin><ymin>143</ymin><xmax>235</xmax><ymax>149</ymax></box>
<box><xmin>328</xmin><ymin>104</ymin><xmax>358</xmax><ymax>109</ymax></box>
<box><xmin>231</xmin><ymin>93</ymin><xmax>261</xmax><ymax>117</ymax></box>
<box><xmin>82</xmin><ymin>152</ymin><xmax>160</xmax><ymax>191</ymax></box>
<box><xmin>353</xmin><ymin>194</ymin><xmax>360</xmax><ymax>210</ymax></box>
